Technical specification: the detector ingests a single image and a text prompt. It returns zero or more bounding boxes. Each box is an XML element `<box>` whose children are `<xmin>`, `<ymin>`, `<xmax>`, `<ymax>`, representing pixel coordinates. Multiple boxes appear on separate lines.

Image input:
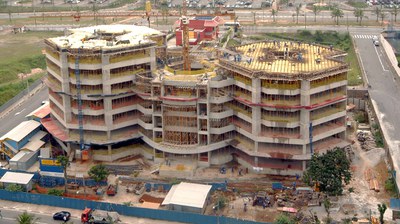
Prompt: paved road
<box><xmin>0</xmin><ymin>85</ymin><xmax>48</xmax><ymax>137</ymax></box>
<box><xmin>0</xmin><ymin>207</ymin><xmax>80</xmax><ymax>224</ymax></box>
<box><xmin>354</xmin><ymin>33</ymin><xmax>400</xmax><ymax>186</ymax></box>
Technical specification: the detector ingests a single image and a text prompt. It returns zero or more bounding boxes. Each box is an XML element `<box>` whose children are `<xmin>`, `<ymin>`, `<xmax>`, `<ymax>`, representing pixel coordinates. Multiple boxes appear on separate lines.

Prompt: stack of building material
<box><xmin>364</xmin><ymin>168</ymin><xmax>379</xmax><ymax>192</ymax></box>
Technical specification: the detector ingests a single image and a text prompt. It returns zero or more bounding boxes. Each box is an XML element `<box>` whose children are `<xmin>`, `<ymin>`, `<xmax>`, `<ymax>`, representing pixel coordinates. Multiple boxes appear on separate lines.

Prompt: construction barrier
<box><xmin>0</xmin><ymin>188</ymin><xmax>268</xmax><ymax>224</ymax></box>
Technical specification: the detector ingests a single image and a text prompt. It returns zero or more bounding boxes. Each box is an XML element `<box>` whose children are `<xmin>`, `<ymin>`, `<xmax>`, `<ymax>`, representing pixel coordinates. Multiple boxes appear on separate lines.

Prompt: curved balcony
<box><xmin>140</xmin><ymin>133</ymin><xmax>231</xmax><ymax>154</ymax></box>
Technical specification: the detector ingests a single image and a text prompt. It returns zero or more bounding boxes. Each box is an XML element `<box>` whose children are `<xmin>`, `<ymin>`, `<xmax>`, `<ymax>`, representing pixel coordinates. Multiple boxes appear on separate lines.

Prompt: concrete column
<box><xmin>60</xmin><ymin>52</ymin><xmax>72</xmax><ymax>123</ymax></box>
<box><xmin>300</xmin><ymin>80</ymin><xmax>311</xmax><ymax>150</ymax></box>
<box><xmin>107</xmin><ymin>145</ymin><xmax>112</xmax><ymax>156</ymax></box>
<box><xmin>102</xmin><ymin>55</ymin><xmax>113</xmax><ymax>132</ymax></box>
<box><xmin>254</xmin><ymin>156</ymin><xmax>258</xmax><ymax>167</ymax></box>
<box><xmin>207</xmin><ymin>151</ymin><xmax>211</xmax><ymax>166</ymax></box>
<box><xmin>150</xmin><ymin>48</ymin><xmax>156</xmax><ymax>71</ymax></box>
<box><xmin>206</xmin><ymin>83</ymin><xmax>211</xmax><ymax>145</ymax></box>
<box><xmin>252</xmin><ymin>78</ymin><xmax>261</xmax><ymax>135</ymax></box>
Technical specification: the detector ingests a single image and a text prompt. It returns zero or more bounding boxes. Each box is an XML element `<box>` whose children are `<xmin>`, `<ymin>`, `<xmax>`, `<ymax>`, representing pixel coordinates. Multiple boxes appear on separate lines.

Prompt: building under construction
<box><xmin>43</xmin><ymin>25</ymin><xmax>349</xmax><ymax>175</ymax></box>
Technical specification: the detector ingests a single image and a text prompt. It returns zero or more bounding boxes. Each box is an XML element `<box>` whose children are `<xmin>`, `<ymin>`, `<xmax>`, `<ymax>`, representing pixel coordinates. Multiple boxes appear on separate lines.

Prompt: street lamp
<box><xmin>21</xmin><ymin>74</ymin><xmax>30</xmax><ymax>98</ymax></box>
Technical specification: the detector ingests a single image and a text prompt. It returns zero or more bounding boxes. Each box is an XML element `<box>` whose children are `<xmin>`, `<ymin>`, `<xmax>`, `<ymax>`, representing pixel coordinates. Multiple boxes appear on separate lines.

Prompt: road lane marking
<box><xmin>14</xmin><ymin>108</ymin><xmax>25</xmax><ymax>116</ymax></box>
<box><xmin>374</xmin><ymin>45</ymin><xmax>389</xmax><ymax>72</ymax></box>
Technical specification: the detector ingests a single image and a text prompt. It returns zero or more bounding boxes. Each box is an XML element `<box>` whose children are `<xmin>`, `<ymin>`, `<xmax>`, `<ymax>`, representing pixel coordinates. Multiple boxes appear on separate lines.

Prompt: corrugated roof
<box><xmin>9</xmin><ymin>151</ymin><xmax>28</xmax><ymax>162</ymax></box>
<box><xmin>0</xmin><ymin>120</ymin><xmax>41</xmax><ymax>142</ymax></box>
<box><xmin>26</xmin><ymin>103</ymin><xmax>50</xmax><ymax>119</ymax></box>
<box><xmin>162</xmin><ymin>182</ymin><xmax>212</xmax><ymax>208</ymax></box>
<box><xmin>41</xmin><ymin>118</ymin><xmax>68</xmax><ymax>141</ymax></box>
<box><xmin>0</xmin><ymin>171</ymin><xmax>34</xmax><ymax>185</ymax></box>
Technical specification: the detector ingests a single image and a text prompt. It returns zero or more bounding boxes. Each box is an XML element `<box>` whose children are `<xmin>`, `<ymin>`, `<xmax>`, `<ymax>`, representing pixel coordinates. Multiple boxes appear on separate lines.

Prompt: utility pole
<box><xmin>304</xmin><ymin>11</ymin><xmax>307</xmax><ymax>29</ymax></box>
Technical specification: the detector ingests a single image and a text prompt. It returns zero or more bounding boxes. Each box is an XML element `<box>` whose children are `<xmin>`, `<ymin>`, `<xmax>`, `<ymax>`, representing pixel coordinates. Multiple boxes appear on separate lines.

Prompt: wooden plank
<box><xmin>373</xmin><ymin>179</ymin><xmax>380</xmax><ymax>192</ymax></box>
<box><xmin>369</xmin><ymin>179</ymin><xmax>375</xmax><ymax>190</ymax></box>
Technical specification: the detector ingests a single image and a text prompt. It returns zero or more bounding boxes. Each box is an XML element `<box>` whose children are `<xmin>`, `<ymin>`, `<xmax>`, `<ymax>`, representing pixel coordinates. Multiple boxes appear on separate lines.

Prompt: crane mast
<box><xmin>181</xmin><ymin>0</ymin><xmax>190</xmax><ymax>71</ymax></box>
<box><xmin>75</xmin><ymin>48</ymin><xmax>85</xmax><ymax>151</ymax></box>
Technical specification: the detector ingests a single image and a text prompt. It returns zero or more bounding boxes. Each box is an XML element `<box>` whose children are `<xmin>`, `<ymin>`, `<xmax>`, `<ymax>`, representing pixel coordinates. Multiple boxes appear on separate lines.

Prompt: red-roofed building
<box><xmin>175</xmin><ymin>16</ymin><xmax>224</xmax><ymax>46</ymax></box>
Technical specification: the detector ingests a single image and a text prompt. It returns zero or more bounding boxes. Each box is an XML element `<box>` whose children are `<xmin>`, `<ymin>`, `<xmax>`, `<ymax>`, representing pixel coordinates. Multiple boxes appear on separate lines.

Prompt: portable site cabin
<box><xmin>162</xmin><ymin>182</ymin><xmax>212</xmax><ymax>214</ymax></box>
<box><xmin>0</xmin><ymin>171</ymin><xmax>34</xmax><ymax>192</ymax></box>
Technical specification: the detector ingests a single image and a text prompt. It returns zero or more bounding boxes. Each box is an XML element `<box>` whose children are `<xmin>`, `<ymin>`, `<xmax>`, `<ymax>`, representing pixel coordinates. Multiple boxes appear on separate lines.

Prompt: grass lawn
<box><xmin>0</xmin><ymin>30</ymin><xmax>62</xmax><ymax>105</ymax></box>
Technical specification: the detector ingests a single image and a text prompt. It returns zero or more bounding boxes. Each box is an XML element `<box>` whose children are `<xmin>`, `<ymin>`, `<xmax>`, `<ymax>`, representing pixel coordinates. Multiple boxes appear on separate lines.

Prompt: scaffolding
<box><xmin>260</xmin><ymin>125</ymin><xmax>301</xmax><ymax>139</ymax></box>
<box><xmin>310</xmin><ymin>102</ymin><xmax>346</xmax><ymax>121</ymax></box>
<box><xmin>261</xmin><ymin>79</ymin><xmax>300</xmax><ymax>90</ymax></box>
<box><xmin>310</xmin><ymin>72</ymin><xmax>347</xmax><ymax>89</ymax></box>
<box><xmin>310</xmin><ymin>86</ymin><xmax>346</xmax><ymax>105</ymax></box>
<box><xmin>163</xmin><ymin>105</ymin><xmax>198</xmax><ymax>145</ymax></box>
<box><xmin>261</xmin><ymin>93</ymin><xmax>301</xmax><ymax>107</ymax></box>
<box><xmin>261</xmin><ymin>109</ymin><xmax>300</xmax><ymax>123</ymax></box>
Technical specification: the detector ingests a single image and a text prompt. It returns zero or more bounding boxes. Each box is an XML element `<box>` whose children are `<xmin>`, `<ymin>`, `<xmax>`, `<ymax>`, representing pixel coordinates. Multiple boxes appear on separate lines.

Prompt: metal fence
<box><xmin>0</xmin><ymin>79</ymin><xmax>43</xmax><ymax>116</ymax></box>
<box><xmin>0</xmin><ymin>189</ymin><xmax>269</xmax><ymax>224</ymax></box>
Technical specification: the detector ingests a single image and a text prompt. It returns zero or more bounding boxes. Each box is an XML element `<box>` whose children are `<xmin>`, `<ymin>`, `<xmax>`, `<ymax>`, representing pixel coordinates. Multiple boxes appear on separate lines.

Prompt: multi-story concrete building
<box><xmin>43</xmin><ymin>25</ymin><xmax>349</xmax><ymax>175</ymax></box>
<box><xmin>42</xmin><ymin>25</ymin><xmax>166</xmax><ymax>159</ymax></box>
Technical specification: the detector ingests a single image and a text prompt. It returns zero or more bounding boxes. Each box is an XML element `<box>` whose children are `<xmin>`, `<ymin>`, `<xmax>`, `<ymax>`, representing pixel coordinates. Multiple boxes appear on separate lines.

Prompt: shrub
<box><xmin>47</xmin><ymin>189</ymin><xmax>64</xmax><ymax>196</ymax></box>
<box><xmin>6</xmin><ymin>184</ymin><xmax>24</xmax><ymax>192</ymax></box>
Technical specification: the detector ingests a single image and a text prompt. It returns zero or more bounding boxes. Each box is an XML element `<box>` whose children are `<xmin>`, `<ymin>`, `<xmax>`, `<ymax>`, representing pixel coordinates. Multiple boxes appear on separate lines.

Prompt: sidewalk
<box><xmin>0</xmin><ymin>199</ymin><xmax>185</xmax><ymax>224</ymax></box>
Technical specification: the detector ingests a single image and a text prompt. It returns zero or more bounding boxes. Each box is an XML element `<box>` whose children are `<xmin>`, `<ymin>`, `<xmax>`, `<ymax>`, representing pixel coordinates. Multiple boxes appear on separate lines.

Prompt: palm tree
<box><xmin>312</xmin><ymin>5</ymin><xmax>321</xmax><ymax>22</ymax></box>
<box><xmin>295</xmin><ymin>4</ymin><xmax>301</xmax><ymax>24</ymax></box>
<box><xmin>57</xmin><ymin>155</ymin><xmax>69</xmax><ymax>193</ymax></box>
<box><xmin>17</xmin><ymin>212</ymin><xmax>39</xmax><ymax>224</ymax></box>
<box><xmin>272</xmin><ymin>9</ymin><xmax>278</xmax><ymax>22</ymax></box>
<box><xmin>392</xmin><ymin>6</ymin><xmax>399</xmax><ymax>22</ymax></box>
<box><xmin>354</xmin><ymin>8</ymin><xmax>366</xmax><ymax>25</ymax></box>
<box><xmin>374</xmin><ymin>6</ymin><xmax>382</xmax><ymax>22</ymax></box>
<box><xmin>377</xmin><ymin>203</ymin><xmax>387</xmax><ymax>224</ymax></box>
<box><xmin>331</xmin><ymin>7</ymin><xmax>344</xmax><ymax>25</ymax></box>
<box><xmin>380</xmin><ymin>11</ymin><xmax>386</xmax><ymax>25</ymax></box>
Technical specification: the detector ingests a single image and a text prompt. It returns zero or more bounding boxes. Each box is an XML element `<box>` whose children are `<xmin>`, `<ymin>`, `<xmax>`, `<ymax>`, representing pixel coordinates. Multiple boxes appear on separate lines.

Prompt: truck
<box><xmin>81</xmin><ymin>208</ymin><xmax>120</xmax><ymax>224</ymax></box>
<box><xmin>106</xmin><ymin>184</ymin><xmax>117</xmax><ymax>196</ymax></box>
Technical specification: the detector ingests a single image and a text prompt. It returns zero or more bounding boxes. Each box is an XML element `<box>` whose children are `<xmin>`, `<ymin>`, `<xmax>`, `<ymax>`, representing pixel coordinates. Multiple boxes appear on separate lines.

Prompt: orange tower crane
<box><xmin>181</xmin><ymin>0</ymin><xmax>191</xmax><ymax>71</ymax></box>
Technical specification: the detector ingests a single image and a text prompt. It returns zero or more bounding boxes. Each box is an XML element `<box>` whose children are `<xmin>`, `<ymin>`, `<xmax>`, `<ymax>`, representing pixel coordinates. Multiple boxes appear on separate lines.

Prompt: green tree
<box><xmin>272</xmin><ymin>9</ymin><xmax>278</xmax><ymax>22</ymax></box>
<box><xmin>303</xmin><ymin>148</ymin><xmax>352</xmax><ymax>195</ymax></box>
<box><xmin>331</xmin><ymin>7</ymin><xmax>344</xmax><ymax>25</ymax></box>
<box><xmin>88</xmin><ymin>164</ymin><xmax>109</xmax><ymax>184</ymax></box>
<box><xmin>373</xmin><ymin>6</ymin><xmax>382</xmax><ymax>22</ymax></box>
<box><xmin>6</xmin><ymin>184</ymin><xmax>24</xmax><ymax>192</ymax></box>
<box><xmin>378</xmin><ymin>203</ymin><xmax>387</xmax><ymax>224</ymax></box>
<box><xmin>57</xmin><ymin>155</ymin><xmax>69</xmax><ymax>193</ymax></box>
<box><xmin>274</xmin><ymin>213</ymin><xmax>296</xmax><ymax>224</ymax></box>
<box><xmin>17</xmin><ymin>212</ymin><xmax>39</xmax><ymax>224</ymax></box>
<box><xmin>312</xmin><ymin>5</ymin><xmax>321</xmax><ymax>22</ymax></box>
<box><xmin>324</xmin><ymin>198</ymin><xmax>332</xmax><ymax>223</ymax></box>
<box><xmin>354</xmin><ymin>8</ymin><xmax>366</xmax><ymax>25</ymax></box>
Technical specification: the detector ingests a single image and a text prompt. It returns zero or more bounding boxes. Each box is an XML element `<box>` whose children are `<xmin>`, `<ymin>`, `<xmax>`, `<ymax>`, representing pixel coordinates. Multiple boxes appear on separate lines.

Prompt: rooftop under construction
<box><xmin>43</xmin><ymin>24</ymin><xmax>349</xmax><ymax>175</ymax></box>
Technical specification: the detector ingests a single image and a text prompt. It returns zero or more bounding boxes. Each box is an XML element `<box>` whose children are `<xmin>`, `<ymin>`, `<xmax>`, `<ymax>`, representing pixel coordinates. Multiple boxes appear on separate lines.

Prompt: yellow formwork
<box><xmin>109</xmin><ymin>51</ymin><xmax>148</xmax><ymax>64</ymax></box>
<box><xmin>310</xmin><ymin>73</ymin><xmax>347</xmax><ymax>88</ymax></box>
<box><xmin>233</xmin><ymin>41</ymin><xmax>344</xmax><ymax>75</ymax></box>
<box><xmin>310</xmin><ymin>90</ymin><xmax>346</xmax><ymax>105</ymax></box>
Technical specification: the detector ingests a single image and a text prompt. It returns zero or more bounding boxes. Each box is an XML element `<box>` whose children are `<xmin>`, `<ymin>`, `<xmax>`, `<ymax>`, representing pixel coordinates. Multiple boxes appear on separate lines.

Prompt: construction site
<box><xmin>41</xmin><ymin>18</ymin><xmax>349</xmax><ymax>177</ymax></box>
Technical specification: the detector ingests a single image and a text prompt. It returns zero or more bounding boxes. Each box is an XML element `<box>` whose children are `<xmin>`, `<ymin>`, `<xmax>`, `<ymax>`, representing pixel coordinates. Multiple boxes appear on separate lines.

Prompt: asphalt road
<box><xmin>0</xmin><ymin>207</ymin><xmax>80</xmax><ymax>224</ymax></box>
<box><xmin>353</xmin><ymin>32</ymin><xmax>400</xmax><ymax>183</ymax></box>
<box><xmin>0</xmin><ymin>86</ymin><xmax>48</xmax><ymax>137</ymax></box>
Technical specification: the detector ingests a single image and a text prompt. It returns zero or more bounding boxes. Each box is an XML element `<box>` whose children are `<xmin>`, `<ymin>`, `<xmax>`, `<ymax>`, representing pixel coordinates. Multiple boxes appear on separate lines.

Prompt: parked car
<box><xmin>53</xmin><ymin>211</ymin><xmax>71</xmax><ymax>221</ymax></box>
